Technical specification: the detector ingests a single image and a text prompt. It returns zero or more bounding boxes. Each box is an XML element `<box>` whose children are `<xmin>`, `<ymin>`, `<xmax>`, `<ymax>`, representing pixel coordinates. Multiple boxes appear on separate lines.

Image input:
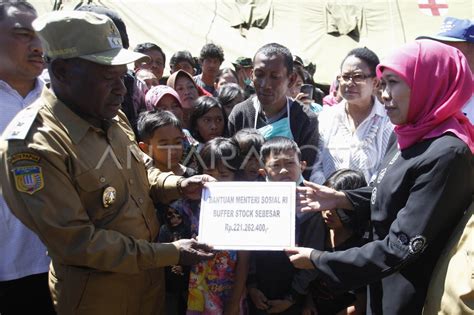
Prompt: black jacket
<box><xmin>311</xmin><ymin>134</ymin><xmax>473</xmax><ymax>314</ymax></box>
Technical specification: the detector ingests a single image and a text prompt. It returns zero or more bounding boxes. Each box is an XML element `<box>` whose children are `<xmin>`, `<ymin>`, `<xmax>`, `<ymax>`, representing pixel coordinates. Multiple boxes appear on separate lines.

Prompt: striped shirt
<box><xmin>310</xmin><ymin>98</ymin><xmax>393</xmax><ymax>184</ymax></box>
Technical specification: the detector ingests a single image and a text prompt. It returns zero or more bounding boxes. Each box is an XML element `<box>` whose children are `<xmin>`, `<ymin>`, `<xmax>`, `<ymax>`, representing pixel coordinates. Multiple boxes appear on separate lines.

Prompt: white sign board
<box><xmin>198</xmin><ymin>181</ymin><xmax>296</xmax><ymax>250</ymax></box>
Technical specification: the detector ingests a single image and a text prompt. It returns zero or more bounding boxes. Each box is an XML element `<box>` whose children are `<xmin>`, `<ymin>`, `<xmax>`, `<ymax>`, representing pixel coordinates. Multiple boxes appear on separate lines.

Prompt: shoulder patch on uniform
<box><xmin>11</xmin><ymin>153</ymin><xmax>41</xmax><ymax>164</ymax></box>
<box><xmin>12</xmin><ymin>166</ymin><xmax>44</xmax><ymax>194</ymax></box>
<box><xmin>2</xmin><ymin>106</ymin><xmax>40</xmax><ymax>141</ymax></box>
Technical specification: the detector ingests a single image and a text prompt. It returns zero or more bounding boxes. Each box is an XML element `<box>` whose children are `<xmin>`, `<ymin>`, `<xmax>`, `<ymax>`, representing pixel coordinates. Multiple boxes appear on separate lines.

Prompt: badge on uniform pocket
<box><xmin>102</xmin><ymin>186</ymin><xmax>117</xmax><ymax>208</ymax></box>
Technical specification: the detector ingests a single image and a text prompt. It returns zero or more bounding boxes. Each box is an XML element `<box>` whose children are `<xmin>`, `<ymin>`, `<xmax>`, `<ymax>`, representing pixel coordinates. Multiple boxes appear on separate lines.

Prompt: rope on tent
<box><xmin>205</xmin><ymin>0</ymin><xmax>218</xmax><ymax>43</ymax></box>
<box><xmin>395</xmin><ymin>0</ymin><xmax>407</xmax><ymax>43</ymax></box>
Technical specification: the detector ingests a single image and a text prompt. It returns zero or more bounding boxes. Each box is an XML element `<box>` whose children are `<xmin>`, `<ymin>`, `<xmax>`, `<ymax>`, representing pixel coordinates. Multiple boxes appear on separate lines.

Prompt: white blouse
<box><xmin>310</xmin><ymin>98</ymin><xmax>394</xmax><ymax>184</ymax></box>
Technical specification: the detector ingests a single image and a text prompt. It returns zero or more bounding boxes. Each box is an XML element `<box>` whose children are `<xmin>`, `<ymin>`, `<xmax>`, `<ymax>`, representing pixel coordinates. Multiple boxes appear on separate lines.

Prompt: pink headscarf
<box><xmin>144</xmin><ymin>85</ymin><xmax>183</xmax><ymax>111</ymax></box>
<box><xmin>377</xmin><ymin>39</ymin><xmax>474</xmax><ymax>153</ymax></box>
<box><xmin>322</xmin><ymin>78</ymin><xmax>340</xmax><ymax>106</ymax></box>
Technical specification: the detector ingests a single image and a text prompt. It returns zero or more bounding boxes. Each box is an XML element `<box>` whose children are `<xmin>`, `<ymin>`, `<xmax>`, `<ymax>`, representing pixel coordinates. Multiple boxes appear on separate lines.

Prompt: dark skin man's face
<box><xmin>55</xmin><ymin>58</ymin><xmax>127</xmax><ymax>120</ymax></box>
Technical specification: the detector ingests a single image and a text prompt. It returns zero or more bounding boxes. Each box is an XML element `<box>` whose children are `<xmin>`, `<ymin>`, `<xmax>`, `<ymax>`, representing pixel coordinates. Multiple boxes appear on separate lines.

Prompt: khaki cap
<box><xmin>33</xmin><ymin>11</ymin><xmax>148</xmax><ymax>65</ymax></box>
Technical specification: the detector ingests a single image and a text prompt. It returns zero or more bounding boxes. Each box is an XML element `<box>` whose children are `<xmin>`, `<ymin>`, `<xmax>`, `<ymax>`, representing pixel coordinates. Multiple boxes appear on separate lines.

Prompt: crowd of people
<box><xmin>0</xmin><ymin>1</ymin><xmax>472</xmax><ymax>315</ymax></box>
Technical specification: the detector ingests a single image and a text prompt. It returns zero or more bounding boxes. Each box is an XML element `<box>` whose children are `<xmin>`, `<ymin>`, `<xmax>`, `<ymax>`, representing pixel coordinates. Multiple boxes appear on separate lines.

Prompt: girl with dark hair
<box><xmin>233</xmin><ymin>128</ymin><xmax>265</xmax><ymax>181</ymax></box>
<box><xmin>190</xmin><ymin>96</ymin><xmax>227</xmax><ymax>143</ymax></box>
<box><xmin>187</xmin><ymin>138</ymin><xmax>249</xmax><ymax>315</ymax></box>
<box><xmin>218</xmin><ymin>83</ymin><xmax>245</xmax><ymax>118</ymax></box>
<box><xmin>288</xmin><ymin>65</ymin><xmax>323</xmax><ymax>113</ymax></box>
<box><xmin>215</xmin><ymin>68</ymin><xmax>239</xmax><ymax>91</ymax></box>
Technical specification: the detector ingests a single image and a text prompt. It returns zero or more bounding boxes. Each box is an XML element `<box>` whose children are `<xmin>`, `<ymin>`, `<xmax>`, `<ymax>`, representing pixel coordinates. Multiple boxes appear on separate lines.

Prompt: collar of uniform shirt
<box><xmin>42</xmin><ymin>88</ymin><xmax>117</xmax><ymax>144</ymax></box>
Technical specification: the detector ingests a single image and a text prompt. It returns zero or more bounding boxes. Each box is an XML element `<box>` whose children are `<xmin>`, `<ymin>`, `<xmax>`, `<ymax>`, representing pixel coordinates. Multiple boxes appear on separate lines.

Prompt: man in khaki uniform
<box><xmin>0</xmin><ymin>11</ymin><xmax>213</xmax><ymax>315</ymax></box>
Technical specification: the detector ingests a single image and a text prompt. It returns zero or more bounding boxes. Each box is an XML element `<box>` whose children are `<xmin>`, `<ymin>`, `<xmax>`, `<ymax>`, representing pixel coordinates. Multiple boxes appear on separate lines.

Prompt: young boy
<box><xmin>247</xmin><ymin>136</ymin><xmax>324</xmax><ymax>315</ymax></box>
<box><xmin>137</xmin><ymin>110</ymin><xmax>196</xmax><ymax>315</ymax></box>
<box><xmin>137</xmin><ymin>110</ymin><xmax>197</xmax><ymax>178</ymax></box>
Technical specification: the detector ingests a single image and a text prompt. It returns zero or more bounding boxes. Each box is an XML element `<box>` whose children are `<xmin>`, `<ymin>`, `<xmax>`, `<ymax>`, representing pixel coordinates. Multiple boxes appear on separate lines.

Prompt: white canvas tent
<box><xmin>29</xmin><ymin>0</ymin><xmax>473</xmax><ymax>84</ymax></box>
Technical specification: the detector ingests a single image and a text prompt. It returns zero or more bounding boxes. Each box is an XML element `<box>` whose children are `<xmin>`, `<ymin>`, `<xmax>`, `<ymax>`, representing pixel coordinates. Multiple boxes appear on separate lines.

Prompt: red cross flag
<box><xmin>418</xmin><ymin>0</ymin><xmax>449</xmax><ymax>16</ymax></box>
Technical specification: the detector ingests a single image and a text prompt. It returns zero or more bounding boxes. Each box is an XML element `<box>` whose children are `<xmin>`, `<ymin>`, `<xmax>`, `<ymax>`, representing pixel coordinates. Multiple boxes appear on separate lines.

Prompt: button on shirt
<box><xmin>0</xmin><ymin>79</ymin><xmax>50</xmax><ymax>281</ymax></box>
<box><xmin>0</xmin><ymin>87</ymin><xmax>181</xmax><ymax>273</ymax></box>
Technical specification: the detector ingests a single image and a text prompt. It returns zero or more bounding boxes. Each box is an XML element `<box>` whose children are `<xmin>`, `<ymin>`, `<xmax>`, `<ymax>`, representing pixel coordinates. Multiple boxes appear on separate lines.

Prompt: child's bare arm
<box><xmin>224</xmin><ymin>251</ymin><xmax>250</xmax><ymax>315</ymax></box>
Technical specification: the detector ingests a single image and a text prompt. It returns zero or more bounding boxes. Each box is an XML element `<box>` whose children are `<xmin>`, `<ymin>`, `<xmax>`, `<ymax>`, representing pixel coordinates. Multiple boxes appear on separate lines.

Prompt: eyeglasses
<box><xmin>337</xmin><ymin>73</ymin><xmax>373</xmax><ymax>84</ymax></box>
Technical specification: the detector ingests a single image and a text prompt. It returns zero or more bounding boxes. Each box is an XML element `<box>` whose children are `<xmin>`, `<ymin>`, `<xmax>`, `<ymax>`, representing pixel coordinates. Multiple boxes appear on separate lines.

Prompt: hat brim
<box><xmin>79</xmin><ymin>48</ymin><xmax>149</xmax><ymax>65</ymax></box>
<box><xmin>232</xmin><ymin>62</ymin><xmax>253</xmax><ymax>68</ymax></box>
<box><xmin>416</xmin><ymin>35</ymin><xmax>466</xmax><ymax>43</ymax></box>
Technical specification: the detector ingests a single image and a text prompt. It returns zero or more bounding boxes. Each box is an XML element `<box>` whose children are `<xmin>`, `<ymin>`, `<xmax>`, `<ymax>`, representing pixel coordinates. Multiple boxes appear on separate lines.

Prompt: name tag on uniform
<box><xmin>2</xmin><ymin>105</ymin><xmax>40</xmax><ymax>141</ymax></box>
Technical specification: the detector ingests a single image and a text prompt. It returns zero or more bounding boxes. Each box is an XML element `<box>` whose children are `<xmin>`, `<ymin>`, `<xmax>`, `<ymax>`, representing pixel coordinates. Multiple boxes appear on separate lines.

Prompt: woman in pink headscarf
<box><xmin>286</xmin><ymin>40</ymin><xmax>473</xmax><ymax>314</ymax></box>
<box><xmin>167</xmin><ymin>70</ymin><xmax>212</xmax><ymax>129</ymax></box>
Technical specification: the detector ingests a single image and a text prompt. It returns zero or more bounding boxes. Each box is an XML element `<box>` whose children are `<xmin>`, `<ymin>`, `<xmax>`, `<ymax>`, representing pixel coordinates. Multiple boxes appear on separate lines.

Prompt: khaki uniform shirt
<box><xmin>0</xmin><ymin>88</ymin><xmax>182</xmax><ymax>314</ymax></box>
<box><xmin>423</xmin><ymin>200</ymin><xmax>474</xmax><ymax>315</ymax></box>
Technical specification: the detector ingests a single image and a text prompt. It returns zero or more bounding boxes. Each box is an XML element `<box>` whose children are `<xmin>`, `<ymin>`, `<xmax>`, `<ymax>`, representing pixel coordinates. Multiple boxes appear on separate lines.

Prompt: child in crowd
<box><xmin>145</xmin><ymin>85</ymin><xmax>185</xmax><ymax>120</ymax></box>
<box><xmin>167</xmin><ymin>69</ymin><xmax>211</xmax><ymax>128</ymax></box>
<box><xmin>214</xmin><ymin>67</ymin><xmax>239</xmax><ymax>91</ymax></box>
<box><xmin>158</xmin><ymin>202</ymin><xmax>192</xmax><ymax>315</ymax></box>
<box><xmin>218</xmin><ymin>83</ymin><xmax>245</xmax><ymax>118</ymax></box>
<box><xmin>136</xmin><ymin>110</ymin><xmax>198</xmax><ymax>315</ymax></box>
<box><xmin>247</xmin><ymin>137</ymin><xmax>324</xmax><ymax>314</ymax></box>
<box><xmin>144</xmin><ymin>85</ymin><xmax>200</xmax><ymax>169</ymax></box>
<box><xmin>306</xmin><ymin>169</ymin><xmax>367</xmax><ymax>315</ymax></box>
<box><xmin>322</xmin><ymin>78</ymin><xmax>342</xmax><ymax>106</ymax></box>
<box><xmin>288</xmin><ymin>65</ymin><xmax>322</xmax><ymax>113</ymax></box>
<box><xmin>136</xmin><ymin>110</ymin><xmax>197</xmax><ymax>178</ymax></box>
<box><xmin>187</xmin><ymin>138</ymin><xmax>249</xmax><ymax>315</ymax></box>
<box><xmin>170</xmin><ymin>50</ymin><xmax>196</xmax><ymax>76</ymax></box>
<box><xmin>189</xmin><ymin>96</ymin><xmax>227</xmax><ymax>144</ymax></box>
<box><xmin>232</xmin><ymin>128</ymin><xmax>265</xmax><ymax>181</ymax></box>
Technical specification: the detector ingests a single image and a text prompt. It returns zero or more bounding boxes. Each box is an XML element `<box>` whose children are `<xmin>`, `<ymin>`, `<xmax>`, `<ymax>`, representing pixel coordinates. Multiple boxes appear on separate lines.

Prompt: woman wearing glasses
<box><xmin>310</xmin><ymin>48</ymin><xmax>393</xmax><ymax>184</ymax></box>
<box><xmin>288</xmin><ymin>40</ymin><xmax>473</xmax><ymax>314</ymax></box>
